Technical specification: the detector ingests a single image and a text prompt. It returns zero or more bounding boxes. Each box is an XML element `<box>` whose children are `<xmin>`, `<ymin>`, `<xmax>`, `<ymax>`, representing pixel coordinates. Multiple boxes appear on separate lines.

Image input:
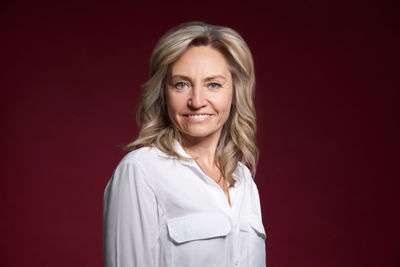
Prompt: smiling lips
<box><xmin>184</xmin><ymin>113</ymin><xmax>213</xmax><ymax>122</ymax></box>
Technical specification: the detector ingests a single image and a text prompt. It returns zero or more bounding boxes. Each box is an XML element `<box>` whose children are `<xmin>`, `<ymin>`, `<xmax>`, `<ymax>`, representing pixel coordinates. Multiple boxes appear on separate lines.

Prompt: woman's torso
<box><xmin>103</xmin><ymin>144</ymin><xmax>266</xmax><ymax>267</ymax></box>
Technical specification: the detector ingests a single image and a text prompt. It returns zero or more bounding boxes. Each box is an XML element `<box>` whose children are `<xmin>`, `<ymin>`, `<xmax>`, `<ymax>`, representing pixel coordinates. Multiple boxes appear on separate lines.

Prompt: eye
<box><xmin>208</xmin><ymin>82</ymin><xmax>221</xmax><ymax>89</ymax></box>
<box><xmin>175</xmin><ymin>82</ymin><xmax>188</xmax><ymax>90</ymax></box>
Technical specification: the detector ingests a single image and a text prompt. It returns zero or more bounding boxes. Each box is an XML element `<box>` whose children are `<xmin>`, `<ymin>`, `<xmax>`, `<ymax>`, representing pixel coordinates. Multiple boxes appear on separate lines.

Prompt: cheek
<box><xmin>166</xmin><ymin>92</ymin><xmax>186</xmax><ymax>117</ymax></box>
<box><xmin>217</xmin><ymin>94</ymin><xmax>233</xmax><ymax>113</ymax></box>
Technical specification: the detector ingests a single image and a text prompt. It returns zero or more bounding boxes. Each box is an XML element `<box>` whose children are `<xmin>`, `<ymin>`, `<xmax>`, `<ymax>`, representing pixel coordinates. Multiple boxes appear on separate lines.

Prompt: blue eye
<box><xmin>209</xmin><ymin>83</ymin><xmax>221</xmax><ymax>89</ymax></box>
<box><xmin>175</xmin><ymin>82</ymin><xmax>188</xmax><ymax>89</ymax></box>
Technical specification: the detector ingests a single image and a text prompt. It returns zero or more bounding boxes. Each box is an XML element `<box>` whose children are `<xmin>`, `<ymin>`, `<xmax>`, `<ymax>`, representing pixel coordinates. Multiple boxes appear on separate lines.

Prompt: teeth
<box><xmin>188</xmin><ymin>114</ymin><xmax>210</xmax><ymax>119</ymax></box>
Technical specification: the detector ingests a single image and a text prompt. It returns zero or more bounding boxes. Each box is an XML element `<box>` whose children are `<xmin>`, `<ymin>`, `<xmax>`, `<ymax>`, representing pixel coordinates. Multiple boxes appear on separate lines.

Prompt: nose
<box><xmin>188</xmin><ymin>86</ymin><xmax>206</xmax><ymax>109</ymax></box>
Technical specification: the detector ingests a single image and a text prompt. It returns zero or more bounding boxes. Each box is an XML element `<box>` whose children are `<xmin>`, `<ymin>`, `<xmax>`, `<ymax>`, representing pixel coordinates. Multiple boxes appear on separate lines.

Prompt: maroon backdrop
<box><xmin>1</xmin><ymin>0</ymin><xmax>399</xmax><ymax>266</ymax></box>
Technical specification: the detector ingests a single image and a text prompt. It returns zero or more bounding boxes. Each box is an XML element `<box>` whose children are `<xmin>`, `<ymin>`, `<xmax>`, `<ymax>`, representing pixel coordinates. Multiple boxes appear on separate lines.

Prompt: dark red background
<box><xmin>1</xmin><ymin>0</ymin><xmax>399</xmax><ymax>266</ymax></box>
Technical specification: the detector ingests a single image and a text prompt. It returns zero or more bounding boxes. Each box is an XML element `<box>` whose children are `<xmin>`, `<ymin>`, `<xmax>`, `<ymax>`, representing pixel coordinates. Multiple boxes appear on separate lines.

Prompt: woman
<box><xmin>103</xmin><ymin>21</ymin><xmax>266</xmax><ymax>267</ymax></box>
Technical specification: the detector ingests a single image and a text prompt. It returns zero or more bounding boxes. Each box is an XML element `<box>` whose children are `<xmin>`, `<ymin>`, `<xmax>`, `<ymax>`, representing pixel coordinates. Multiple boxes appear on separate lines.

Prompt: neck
<box><xmin>181</xmin><ymin>133</ymin><xmax>220</xmax><ymax>168</ymax></box>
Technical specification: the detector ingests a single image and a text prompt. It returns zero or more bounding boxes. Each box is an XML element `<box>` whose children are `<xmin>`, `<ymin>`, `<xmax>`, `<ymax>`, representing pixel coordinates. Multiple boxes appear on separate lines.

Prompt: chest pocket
<box><xmin>248</xmin><ymin>217</ymin><xmax>266</xmax><ymax>240</ymax></box>
<box><xmin>167</xmin><ymin>212</ymin><xmax>231</xmax><ymax>267</ymax></box>
<box><xmin>239</xmin><ymin>216</ymin><xmax>266</xmax><ymax>267</ymax></box>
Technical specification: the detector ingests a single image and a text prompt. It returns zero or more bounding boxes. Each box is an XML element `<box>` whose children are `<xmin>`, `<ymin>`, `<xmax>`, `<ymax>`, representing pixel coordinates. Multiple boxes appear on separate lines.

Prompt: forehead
<box><xmin>170</xmin><ymin>46</ymin><xmax>231</xmax><ymax>77</ymax></box>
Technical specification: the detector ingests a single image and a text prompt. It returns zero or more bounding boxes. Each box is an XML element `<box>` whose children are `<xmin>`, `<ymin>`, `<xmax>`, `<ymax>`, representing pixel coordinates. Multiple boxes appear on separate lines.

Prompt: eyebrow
<box><xmin>169</xmin><ymin>74</ymin><xmax>227</xmax><ymax>83</ymax></box>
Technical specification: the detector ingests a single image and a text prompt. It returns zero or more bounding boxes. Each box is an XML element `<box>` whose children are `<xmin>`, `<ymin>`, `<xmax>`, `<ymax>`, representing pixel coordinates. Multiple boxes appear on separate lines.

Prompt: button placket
<box><xmin>231</xmin><ymin>221</ymin><xmax>241</xmax><ymax>267</ymax></box>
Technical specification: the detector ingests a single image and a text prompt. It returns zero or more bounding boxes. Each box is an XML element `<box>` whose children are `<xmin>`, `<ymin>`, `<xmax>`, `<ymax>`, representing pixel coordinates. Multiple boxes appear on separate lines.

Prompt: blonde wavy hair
<box><xmin>126</xmin><ymin>21</ymin><xmax>258</xmax><ymax>186</ymax></box>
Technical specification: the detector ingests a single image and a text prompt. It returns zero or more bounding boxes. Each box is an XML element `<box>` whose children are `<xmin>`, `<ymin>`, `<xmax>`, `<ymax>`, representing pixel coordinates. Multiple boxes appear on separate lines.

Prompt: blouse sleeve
<box><xmin>103</xmin><ymin>159</ymin><xmax>159</xmax><ymax>267</ymax></box>
<box><xmin>251</xmin><ymin>178</ymin><xmax>263</xmax><ymax>221</ymax></box>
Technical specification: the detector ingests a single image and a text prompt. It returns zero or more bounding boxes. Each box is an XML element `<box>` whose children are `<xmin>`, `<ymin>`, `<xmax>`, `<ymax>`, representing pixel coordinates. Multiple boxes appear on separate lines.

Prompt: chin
<box><xmin>183</xmin><ymin>132</ymin><xmax>211</xmax><ymax>138</ymax></box>
<box><xmin>181</xmin><ymin>128</ymin><xmax>221</xmax><ymax>140</ymax></box>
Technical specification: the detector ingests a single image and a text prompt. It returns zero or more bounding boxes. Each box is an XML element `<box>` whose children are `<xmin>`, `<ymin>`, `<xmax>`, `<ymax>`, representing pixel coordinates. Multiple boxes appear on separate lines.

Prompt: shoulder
<box><xmin>234</xmin><ymin>162</ymin><xmax>253</xmax><ymax>184</ymax></box>
<box><xmin>234</xmin><ymin>162</ymin><xmax>262</xmax><ymax>191</ymax></box>
<box><xmin>110</xmin><ymin>146</ymin><xmax>161</xmax><ymax>181</ymax></box>
<box><xmin>108</xmin><ymin>147</ymin><xmax>162</xmax><ymax>191</ymax></box>
<box><xmin>113</xmin><ymin>145</ymin><xmax>175</xmax><ymax>182</ymax></box>
<box><xmin>117</xmin><ymin>145</ymin><xmax>173</xmax><ymax>169</ymax></box>
<box><xmin>119</xmin><ymin>146</ymin><xmax>158</xmax><ymax>164</ymax></box>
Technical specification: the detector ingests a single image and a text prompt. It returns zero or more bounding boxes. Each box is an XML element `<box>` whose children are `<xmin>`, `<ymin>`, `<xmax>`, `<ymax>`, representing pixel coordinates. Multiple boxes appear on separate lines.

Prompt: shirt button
<box><xmin>234</xmin><ymin>260</ymin><xmax>239</xmax><ymax>266</ymax></box>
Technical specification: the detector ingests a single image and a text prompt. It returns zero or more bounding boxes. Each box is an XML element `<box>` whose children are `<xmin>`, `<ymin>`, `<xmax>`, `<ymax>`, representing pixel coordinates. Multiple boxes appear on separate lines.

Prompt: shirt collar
<box><xmin>174</xmin><ymin>140</ymin><xmax>194</xmax><ymax>159</ymax></box>
<box><xmin>154</xmin><ymin>140</ymin><xmax>193</xmax><ymax>161</ymax></box>
<box><xmin>155</xmin><ymin>140</ymin><xmax>242</xmax><ymax>186</ymax></box>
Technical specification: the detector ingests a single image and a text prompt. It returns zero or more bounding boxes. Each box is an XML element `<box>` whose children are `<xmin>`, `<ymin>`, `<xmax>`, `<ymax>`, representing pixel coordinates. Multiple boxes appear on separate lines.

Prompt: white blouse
<box><xmin>103</xmin><ymin>142</ymin><xmax>266</xmax><ymax>267</ymax></box>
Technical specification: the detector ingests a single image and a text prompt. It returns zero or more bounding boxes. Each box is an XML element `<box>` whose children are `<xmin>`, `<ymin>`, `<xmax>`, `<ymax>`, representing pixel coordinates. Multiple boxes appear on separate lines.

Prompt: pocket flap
<box><xmin>249</xmin><ymin>218</ymin><xmax>266</xmax><ymax>240</ymax></box>
<box><xmin>167</xmin><ymin>213</ymin><xmax>231</xmax><ymax>244</ymax></box>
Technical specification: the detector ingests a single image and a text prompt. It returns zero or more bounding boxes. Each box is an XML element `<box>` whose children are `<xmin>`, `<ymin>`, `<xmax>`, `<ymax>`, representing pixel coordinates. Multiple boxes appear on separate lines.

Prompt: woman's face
<box><xmin>165</xmin><ymin>46</ymin><xmax>233</xmax><ymax>143</ymax></box>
